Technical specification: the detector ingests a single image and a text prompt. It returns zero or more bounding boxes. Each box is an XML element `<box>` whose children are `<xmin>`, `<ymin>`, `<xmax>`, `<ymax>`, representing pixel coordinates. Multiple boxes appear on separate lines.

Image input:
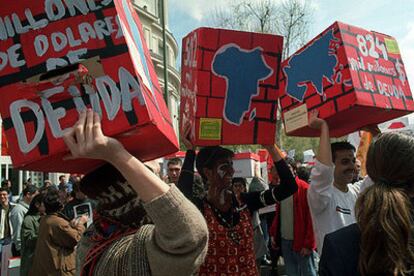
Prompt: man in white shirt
<box><xmin>306</xmin><ymin>111</ymin><xmax>375</xmax><ymax>255</ymax></box>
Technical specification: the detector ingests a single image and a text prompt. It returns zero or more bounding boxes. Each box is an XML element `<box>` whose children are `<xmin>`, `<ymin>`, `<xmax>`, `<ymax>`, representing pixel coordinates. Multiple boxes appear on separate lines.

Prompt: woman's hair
<box><xmin>356</xmin><ymin>132</ymin><xmax>414</xmax><ymax>275</ymax></box>
<box><xmin>26</xmin><ymin>194</ymin><xmax>44</xmax><ymax>217</ymax></box>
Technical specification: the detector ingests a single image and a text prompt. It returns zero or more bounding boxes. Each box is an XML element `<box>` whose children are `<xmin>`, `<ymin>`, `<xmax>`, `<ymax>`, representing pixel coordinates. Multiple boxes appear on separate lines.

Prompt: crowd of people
<box><xmin>0</xmin><ymin>109</ymin><xmax>413</xmax><ymax>276</ymax></box>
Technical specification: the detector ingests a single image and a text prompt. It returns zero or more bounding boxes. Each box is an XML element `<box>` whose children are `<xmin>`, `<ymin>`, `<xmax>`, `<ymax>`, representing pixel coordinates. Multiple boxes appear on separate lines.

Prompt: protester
<box><xmin>232</xmin><ymin>177</ymin><xmax>247</xmax><ymax>205</ymax></box>
<box><xmin>0</xmin><ymin>187</ymin><xmax>14</xmax><ymax>251</ymax></box>
<box><xmin>178</xmin><ymin>124</ymin><xmax>297</xmax><ymax>275</ymax></box>
<box><xmin>168</xmin><ymin>158</ymin><xmax>206</xmax><ymax>199</ymax></box>
<box><xmin>165</xmin><ymin>158</ymin><xmax>183</xmax><ymax>184</ymax></box>
<box><xmin>297</xmin><ymin>166</ymin><xmax>311</xmax><ymax>183</ymax></box>
<box><xmin>10</xmin><ymin>185</ymin><xmax>39</xmax><ymax>256</ymax></box>
<box><xmin>319</xmin><ymin>132</ymin><xmax>414</xmax><ymax>275</ymax></box>
<box><xmin>1</xmin><ymin>180</ymin><xmax>11</xmax><ymax>190</ymax></box>
<box><xmin>59</xmin><ymin>175</ymin><xmax>73</xmax><ymax>193</ymax></box>
<box><xmin>69</xmin><ymin>175</ymin><xmax>82</xmax><ymax>186</ymax></box>
<box><xmin>270</xmin><ymin>158</ymin><xmax>317</xmax><ymax>276</ymax></box>
<box><xmin>61</xmin><ymin>110</ymin><xmax>208</xmax><ymax>275</ymax></box>
<box><xmin>39</xmin><ymin>184</ymin><xmax>58</xmax><ymax>197</ymax></box>
<box><xmin>30</xmin><ymin>188</ymin><xmax>87</xmax><ymax>276</ymax></box>
<box><xmin>43</xmin><ymin>180</ymin><xmax>53</xmax><ymax>188</ymax></box>
<box><xmin>63</xmin><ymin>182</ymin><xmax>96</xmax><ymax>221</ymax></box>
<box><xmin>58</xmin><ymin>188</ymin><xmax>70</xmax><ymax>206</ymax></box>
<box><xmin>247</xmin><ymin>176</ymin><xmax>272</xmax><ymax>268</ymax></box>
<box><xmin>262</xmin><ymin>161</ymin><xmax>284</xmax><ymax>275</ymax></box>
<box><xmin>20</xmin><ymin>194</ymin><xmax>45</xmax><ymax>276</ymax></box>
<box><xmin>2</xmin><ymin>180</ymin><xmax>14</xmax><ymax>203</ymax></box>
<box><xmin>306</xmin><ymin>111</ymin><xmax>375</xmax><ymax>254</ymax></box>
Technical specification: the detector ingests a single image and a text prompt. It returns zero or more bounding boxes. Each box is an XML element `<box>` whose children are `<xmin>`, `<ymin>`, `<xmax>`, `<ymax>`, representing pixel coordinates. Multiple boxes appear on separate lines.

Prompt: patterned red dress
<box><xmin>198</xmin><ymin>202</ymin><xmax>258</xmax><ymax>276</ymax></box>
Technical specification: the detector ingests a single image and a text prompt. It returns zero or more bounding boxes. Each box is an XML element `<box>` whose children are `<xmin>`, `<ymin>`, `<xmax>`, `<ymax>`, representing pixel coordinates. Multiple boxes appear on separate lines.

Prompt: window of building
<box><xmin>169</xmin><ymin>47</ymin><xmax>175</xmax><ymax>67</ymax></box>
<box><xmin>169</xmin><ymin>95</ymin><xmax>179</xmax><ymax>135</ymax></box>
<box><xmin>158</xmin><ymin>38</ymin><xmax>164</xmax><ymax>58</ymax></box>
<box><xmin>139</xmin><ymin>0</ymin><xmax>156</xmax><ymax>15</ymax></box>
<box><xmin>143</xmin><ymin>27</ymin><xmax>151</xmax><ymax>49</ymax></box>
<box><xmin>152</xmin><ymin>36</ymin><xmax>159</xmax><ymax>54</ymax></box>
<box><xmin>154</xmin><ymin>0</ymin><xmax>159</xmax><ymax>19</ymax></box>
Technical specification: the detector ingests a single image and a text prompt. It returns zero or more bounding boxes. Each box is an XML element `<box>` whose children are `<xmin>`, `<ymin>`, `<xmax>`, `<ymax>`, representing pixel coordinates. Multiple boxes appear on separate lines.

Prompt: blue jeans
<box><xmin>281</xmin><ymin>238</ymin><xmax>317</xmax><ymax>276</ymax></box>
<box><xmin>0</xmin><ymin>237</ymin><xmax>12</xmax><ymax>264</ymax></box>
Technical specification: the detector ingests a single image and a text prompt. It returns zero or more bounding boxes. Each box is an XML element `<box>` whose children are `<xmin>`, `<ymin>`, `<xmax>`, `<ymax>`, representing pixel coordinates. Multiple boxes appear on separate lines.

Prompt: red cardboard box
<box><xmin>1</xmin><ymin>128</ymin><xmax>8</xmax><ymax>156</ymax></box>
<box><xmin>279</xmin><ymin>21</ymin><xmax>414</xmax><ymax>137</ymax></box>
<box><xmin>180</xmin><ymin>27</ymin><xmax>283</xmax><ymax>146</ymax></box>
<box><xmin>0</xmin><ymin>0</ymin><xmax>178</xmax><ymax>173</ymax></box>
<box><xmin>257</xmin><ymin>149</ymin><xmax>274</xmax><ymax>183</ymax></box>
<box><xmin>164</xmin><ymin>151</ymin><xmax>187</xmax><ymax>160</ymax></box>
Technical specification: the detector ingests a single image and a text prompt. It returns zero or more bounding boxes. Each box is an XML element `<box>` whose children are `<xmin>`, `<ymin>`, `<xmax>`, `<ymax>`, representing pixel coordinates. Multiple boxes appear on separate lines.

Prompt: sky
<box><xmin>167</xmin><ymin>0</ymin><xmax>414</xmax><ymax>123</ymax></box>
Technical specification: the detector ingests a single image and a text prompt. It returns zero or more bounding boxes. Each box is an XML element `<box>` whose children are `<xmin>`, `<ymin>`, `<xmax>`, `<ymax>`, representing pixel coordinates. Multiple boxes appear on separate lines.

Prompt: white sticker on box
<box><xmin>284</xmin><ymin>104</ymin><xmax>308</xmax><ymax>133</ymax></box>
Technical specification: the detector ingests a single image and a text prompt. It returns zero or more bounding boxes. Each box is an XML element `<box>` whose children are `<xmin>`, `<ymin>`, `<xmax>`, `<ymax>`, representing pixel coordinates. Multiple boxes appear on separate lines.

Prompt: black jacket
<box><xmin>319</xmin><ymin>223</ymin><xmax>360</xmax><ymax>276</ymax></box>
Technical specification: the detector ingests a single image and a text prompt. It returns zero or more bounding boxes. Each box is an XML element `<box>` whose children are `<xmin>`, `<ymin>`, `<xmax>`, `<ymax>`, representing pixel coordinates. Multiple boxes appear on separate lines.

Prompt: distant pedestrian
<box><xmin>10</xmin><ymin>185</ymin><xmax>39</xmax><ymax>256</ymax></box>
<box><xmin>20</xmin><ymin>194</ymin><xmax>45</xmax><ymax>276</ymax></box>
<box><xmin>0</xmin><ymin>187</ymin><xmax>14</xmax><ymax>251</ymax></box>
<box><xmin>30</xmin><ymin>189</ymin><xmax>87</xmax><ymax>276</ymax></box>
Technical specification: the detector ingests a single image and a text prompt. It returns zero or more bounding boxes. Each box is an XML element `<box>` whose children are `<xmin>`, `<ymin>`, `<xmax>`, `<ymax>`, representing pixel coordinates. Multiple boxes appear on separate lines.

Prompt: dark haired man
<box><xmin>10</xmin><ymin>185</ymin><xmax>38</xmax><ymax>256</ymax></box>
<box><xmin>59</xmin><ymin>175</ymin><xmax>73</xmax><ymax>193</ymax></box>
<box><xmin>166</xmin><ymin>158</ymin><xmax>183</xmax><ymax>184</ymax></box>
<box><xmin>0</xmin><ymin>187</ymin><xmax>14</xmax><ymax>251</ymax></box>
<box><xmin>307</xmin><ymin>111</ymin><xmax>376</xmax><ymax>255</ymax></box>
<box><xmin>31</xmin><ymin>189</ymin><xmax>87</xmax><ymax>275</ymax></box>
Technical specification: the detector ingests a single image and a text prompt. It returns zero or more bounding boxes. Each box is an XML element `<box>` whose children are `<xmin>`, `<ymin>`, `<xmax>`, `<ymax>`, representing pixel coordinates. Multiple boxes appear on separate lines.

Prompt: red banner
<box><xmin>0</xmin><ymin>0</ymin><xmax>178</xmax><ymax>173</ymax></box>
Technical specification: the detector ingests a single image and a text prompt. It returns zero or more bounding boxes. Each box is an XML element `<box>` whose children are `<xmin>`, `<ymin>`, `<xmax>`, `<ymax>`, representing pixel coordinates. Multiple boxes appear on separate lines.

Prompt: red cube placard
<box><xmin>0</xmin><ymin>0</ymin><xmax>178</xmax><ymax>173</ymax></box>
<box><xmin>279</xmin><ymin>21</ymin><xmax>414</xmax><ymax>137</ymax></box>
<box><xmin>180</xmin><ymin>27</ymin><xmax>283</xmax><ymax>146</ymax></box>
<box><xmin>1</xmin><ymin>128</ymin><xmax>8</xmax><ymax>156</ymax></box>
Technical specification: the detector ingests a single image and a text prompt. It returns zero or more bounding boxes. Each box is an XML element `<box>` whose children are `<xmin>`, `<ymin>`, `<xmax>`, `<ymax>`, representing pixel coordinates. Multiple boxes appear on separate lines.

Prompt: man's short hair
<box><xmin>1</xmin><ymin>180</ymin><xmax>9</xmax><ymax>188</ymax></box>
<box><xmin>23</xmin><ymin>185</ymin><xmax>38</xmax><ymax>196</ymax></box>
<box><xmin>0</xmin><ymin>187</ymin><xmax>9</xmax><ymax>194</ymax></box>
<box><xmin>43</xmin><ymin>189</ymin><xmax>63</xmax><ymax>214</ymax></box>
<box><xmin>331</xmin><ymin>141</ymin><xmax>356</xmax><ymax>162</ymax></box>
<box><xmin>59</xmin><ymin>175</ymin><xmax>66</xmax><ymax>181</ymax></box>
<box><xmin>167</xmin><ymin>158</ymin><xmax>183</xmax><ymax>167</ymax></box>
<box><xmin>196</xmin><ymin>146</ymin><xmax>234</xmax><ymax>181</ymax></box>
<box><xmin>297</xmin><ymin>166</ymin><xmax>311</xmax><ymax>183</ymax></box>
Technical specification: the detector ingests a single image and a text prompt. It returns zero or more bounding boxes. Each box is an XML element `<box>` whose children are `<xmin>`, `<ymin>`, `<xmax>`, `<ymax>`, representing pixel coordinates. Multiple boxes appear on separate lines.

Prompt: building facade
<box><xmin>133</xmin><ymin>0</ymin><xmax>181</xmax><ymax>135</ymax></box>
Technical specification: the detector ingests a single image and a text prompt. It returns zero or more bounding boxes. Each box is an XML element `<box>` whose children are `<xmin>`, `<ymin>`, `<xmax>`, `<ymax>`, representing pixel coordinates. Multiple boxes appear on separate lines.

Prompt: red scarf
<box><xmin>81</xmin><ymin>210</ymin><xmax>138</xmax><ymax>276</ymax></box>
